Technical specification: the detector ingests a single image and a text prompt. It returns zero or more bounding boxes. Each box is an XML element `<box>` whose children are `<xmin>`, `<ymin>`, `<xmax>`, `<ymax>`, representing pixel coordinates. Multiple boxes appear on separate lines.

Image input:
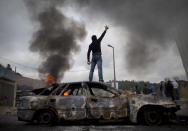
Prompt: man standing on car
<box><xmin>87</xmin><ymin>25</ymin><xmax>109</xmax><ymax>82</ymax></box>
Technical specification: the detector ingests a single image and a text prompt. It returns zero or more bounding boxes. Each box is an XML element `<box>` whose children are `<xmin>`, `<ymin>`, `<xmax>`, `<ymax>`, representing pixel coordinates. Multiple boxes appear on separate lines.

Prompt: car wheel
<box><xmin>38</xmin><ymin>110</ymin><xmax>55</xmax><ymax>125</ymax></box>
<box><xmin>143</xmin><ymin>108</ymin><xmax>163</xmax><ymax>125</ymax></box>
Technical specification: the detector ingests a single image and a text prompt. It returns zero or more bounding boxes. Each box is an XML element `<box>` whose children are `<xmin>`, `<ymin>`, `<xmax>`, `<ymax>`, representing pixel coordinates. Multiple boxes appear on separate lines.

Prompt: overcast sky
<box><xmin>0</xmin><ymin>0</ymin><xmax>186</xmax><ymax>83</ymax></box>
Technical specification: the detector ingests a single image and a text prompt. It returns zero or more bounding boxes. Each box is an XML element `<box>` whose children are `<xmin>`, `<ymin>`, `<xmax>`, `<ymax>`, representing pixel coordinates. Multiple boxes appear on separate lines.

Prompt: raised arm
<box><xmin>98</xmin><ymin>25</ymin><xmax>109</xmax><ymax>42</ymax></box>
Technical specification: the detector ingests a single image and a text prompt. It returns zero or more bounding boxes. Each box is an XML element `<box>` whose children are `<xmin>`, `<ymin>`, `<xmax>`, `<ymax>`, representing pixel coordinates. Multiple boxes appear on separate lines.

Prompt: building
<box><xmin>0</xmin><ymin>67</ymin><xmax>18</xmax><ymax>107</ymax></box>
<box><xmin>0</xmin><ymin>67</ymin><xmax>18</xmax><ymax>115</ymax></box>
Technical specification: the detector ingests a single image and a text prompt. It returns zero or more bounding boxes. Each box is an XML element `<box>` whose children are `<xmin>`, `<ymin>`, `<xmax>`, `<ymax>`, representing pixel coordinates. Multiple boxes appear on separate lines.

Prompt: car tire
<box><xmin>143</xmin><ymin>108</ymin><xmax>163</xmax><ymax>125</ymax></box>
<box><xmin>38</xmin><ymin>110</ymin><xmax>56</xmax><ymax>125</ymax></box>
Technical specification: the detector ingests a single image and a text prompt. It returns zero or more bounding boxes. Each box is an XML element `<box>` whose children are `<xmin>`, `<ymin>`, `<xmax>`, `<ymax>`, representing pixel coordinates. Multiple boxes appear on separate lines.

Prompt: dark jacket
<box><xmin>87</xmin><ymin>30</ymin><xmax>107</xmax><ymax>61</ymax></box>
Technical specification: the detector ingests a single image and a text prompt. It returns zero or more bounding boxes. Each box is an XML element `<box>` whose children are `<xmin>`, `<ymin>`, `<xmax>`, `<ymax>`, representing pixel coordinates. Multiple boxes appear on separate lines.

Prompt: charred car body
<box><xmin>17</xmin><ymin>81</ymin><xmax>179</xmax><ymax>125</ymax></box>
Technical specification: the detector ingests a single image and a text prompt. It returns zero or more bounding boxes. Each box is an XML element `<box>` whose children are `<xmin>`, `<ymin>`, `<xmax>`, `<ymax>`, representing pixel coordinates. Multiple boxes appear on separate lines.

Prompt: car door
<box><xmin>86</xmin><ymin>83</ymin><xmax>127</xmax><ymax>120</ymax></box>
<box><xmin>55</xmin><ymin>83</ymin><xmax>87</xmax><ymax>120</ymax></box>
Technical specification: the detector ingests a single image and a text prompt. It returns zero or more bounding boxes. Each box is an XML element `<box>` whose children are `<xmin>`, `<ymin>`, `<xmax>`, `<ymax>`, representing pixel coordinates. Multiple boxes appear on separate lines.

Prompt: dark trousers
<box><xmin>89</xmin><ymin>53</ymin><xmax>104</xmax><ymax>82</ymax></box>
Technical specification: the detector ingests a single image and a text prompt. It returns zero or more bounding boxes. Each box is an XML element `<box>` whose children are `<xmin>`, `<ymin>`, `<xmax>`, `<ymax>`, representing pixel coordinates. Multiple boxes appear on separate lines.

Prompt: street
<box><xmin>0</xmin><ymin>116</ymin><xmax>188</xmax><ymax>131</ymax></box>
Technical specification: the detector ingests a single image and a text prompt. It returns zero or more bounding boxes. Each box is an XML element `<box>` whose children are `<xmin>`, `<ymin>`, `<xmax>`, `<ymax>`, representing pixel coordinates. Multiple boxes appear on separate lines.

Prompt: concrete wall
<box><xmin>0</xmin><ymin>79</ymin><xmax>16</xmax><ymax>107</ymax></box>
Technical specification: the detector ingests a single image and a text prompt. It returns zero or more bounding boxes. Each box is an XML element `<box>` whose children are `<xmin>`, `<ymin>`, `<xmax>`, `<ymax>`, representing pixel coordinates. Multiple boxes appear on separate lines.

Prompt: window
<box><xmin>39</xmin><ymin>86</ymin><xmax>56</xmax><ymax>96</ymax></box>
<box><xmin>52</xmin><ymin>84</ymin><xmax>66</xmax><ymax>95</ymax></box>
<box><xmin>91</xmin><ymin>87</ymin><xmax>115</xmax><ymax>98</ymax></box>
<box><xmin>87</xmin><ymin>82</ymin><xmax>117</xmax><ymax>98</ymax></box>
<box><xmin>60</xmin><ymin>83</ymin><xmax>83</xmax><ymax>96</ymax></box>
<box><xmin>72</xmin><ymin>88</ymin><xmax>79</xmax><ymax>96</ymax></box>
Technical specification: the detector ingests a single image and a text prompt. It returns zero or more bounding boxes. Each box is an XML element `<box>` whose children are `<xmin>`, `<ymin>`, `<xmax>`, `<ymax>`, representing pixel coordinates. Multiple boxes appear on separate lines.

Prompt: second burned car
<box><xmin>17</xmin><ymin>81</ymin><xmax>179</xmax><ymax>125</ymax></box>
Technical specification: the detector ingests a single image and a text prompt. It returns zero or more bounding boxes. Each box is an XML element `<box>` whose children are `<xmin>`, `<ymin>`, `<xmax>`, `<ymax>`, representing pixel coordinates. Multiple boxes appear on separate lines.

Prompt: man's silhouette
<box><xmin>87</xmin><ymin>25</ymin><xmax>109</xmax><ymax>82</ymax></box>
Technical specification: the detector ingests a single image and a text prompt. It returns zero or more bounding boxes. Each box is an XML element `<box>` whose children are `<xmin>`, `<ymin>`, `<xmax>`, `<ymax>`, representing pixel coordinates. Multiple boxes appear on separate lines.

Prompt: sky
<box><xmin>0</xmin><ymin>0</ymin><xmax>187</xmax><ymax>83</ymax></box>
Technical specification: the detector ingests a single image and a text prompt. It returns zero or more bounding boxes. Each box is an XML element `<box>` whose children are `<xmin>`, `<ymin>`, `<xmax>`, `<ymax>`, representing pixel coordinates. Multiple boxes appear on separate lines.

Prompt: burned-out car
<box><xmin>17</xmin><ymin>81</ymin><xmax>179</xmax><ymax>125</ymax></box>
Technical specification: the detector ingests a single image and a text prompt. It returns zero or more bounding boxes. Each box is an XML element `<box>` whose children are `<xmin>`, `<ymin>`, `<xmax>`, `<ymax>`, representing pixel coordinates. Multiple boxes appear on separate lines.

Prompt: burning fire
<box><xmin>46</xmin><ymin>75</ymin><xmax>56</xmax><ymax>84</ymax></box>
<box><xmin>64</xmin><ymin>89</ymin><xmax>70</xmax><ymax>96</ymax></box>
<box><xmin>64</xmin><ymin>92</ymin><xmax>69</xmax><ymax>96</ymax></box>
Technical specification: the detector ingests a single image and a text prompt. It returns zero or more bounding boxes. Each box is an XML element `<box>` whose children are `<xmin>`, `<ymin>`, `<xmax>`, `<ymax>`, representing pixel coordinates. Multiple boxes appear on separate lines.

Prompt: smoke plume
<box><xmin>24</xmin><ymin>0</ymin><xmax>87</xmax><ymax>81</ymax></box>
<box><xmin>76</xmin><ymin>0</ymin><xmax>188</xmax><ymax>74</ymax></box>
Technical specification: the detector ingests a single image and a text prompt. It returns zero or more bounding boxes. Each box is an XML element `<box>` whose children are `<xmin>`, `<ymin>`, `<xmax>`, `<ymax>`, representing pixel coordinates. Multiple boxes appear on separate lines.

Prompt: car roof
<box><xmin>33</xmin><ymin>81</ymin><xmax>110</xmax><ymax>91</ymax></box>
<box><xmin>61</xmin><ymin>81</ymin><xmax>121</xmax><ymax>94</ymax></box>
<box><xmin>32</xmin><ymin>81</ymin><xmax>121</xmax><ymax>95</ymax></box>
<box><xmin>61</xmin><ymin>81</ymin><xmax>107</xmax><ymax>86</ymax></box>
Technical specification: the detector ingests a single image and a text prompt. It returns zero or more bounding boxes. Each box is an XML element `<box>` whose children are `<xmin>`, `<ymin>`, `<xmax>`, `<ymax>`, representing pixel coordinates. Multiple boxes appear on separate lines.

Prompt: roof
<box><xmin>32</xmin><ymin>81</ymin><xmax>110</xmax><ymax>91</ymax></box>
<box><xmin>0</xmin><ymin>67</ymin><xmax>18</xmax><ymax>82</ymax></box>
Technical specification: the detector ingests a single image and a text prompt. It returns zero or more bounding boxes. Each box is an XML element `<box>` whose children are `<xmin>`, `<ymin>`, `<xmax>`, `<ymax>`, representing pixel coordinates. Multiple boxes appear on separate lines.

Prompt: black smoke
<box><xmin>75</xmin><ymin>0</ymin><xmax>188</xmax><ymax>74</ymax></box>
<box><xmin>24</xmin><ymin>0</ymin><xmax>87</xmax><ymax>81</ymax></box>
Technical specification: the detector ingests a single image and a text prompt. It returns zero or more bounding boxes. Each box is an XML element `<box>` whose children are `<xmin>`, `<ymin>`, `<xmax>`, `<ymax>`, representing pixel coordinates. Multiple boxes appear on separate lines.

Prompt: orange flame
<box><xmin>64</xmin><ymin>89</ymin><xmax>70</xmax><ymax>96</ymax></box>
<box><xmin>64</xmin><ymin>92</ymin><xmax>69</xmax><ymax>96</ymax></box>
<box><xmin>46</xmin><ymin>75</ymin><xmax>55</xmax><ymax>84</ymax></box>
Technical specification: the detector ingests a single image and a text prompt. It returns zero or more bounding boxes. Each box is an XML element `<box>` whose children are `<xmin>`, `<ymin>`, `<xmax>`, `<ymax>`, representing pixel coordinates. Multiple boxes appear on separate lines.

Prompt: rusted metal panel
<box><xmin>55</xmin><ymin>96</ymin><xmax>87</xmax><ymax>120</ymax></box>
<box><xmin>88</xmin><ymin>95</ymin><xmax>127</xmax><ymax>119</ymax></box>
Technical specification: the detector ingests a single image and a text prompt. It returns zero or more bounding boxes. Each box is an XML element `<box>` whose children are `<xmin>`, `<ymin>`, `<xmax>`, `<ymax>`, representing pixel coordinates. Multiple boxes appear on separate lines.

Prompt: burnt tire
<box><xmin>38</xmin><ymin>110</ymin><xmax>56</xmax><ymax>125</ymax></box>
<box><xmin>143</xmin><ymin>108</ymin><xmax>163</xmax><ymax>125</ymax></box>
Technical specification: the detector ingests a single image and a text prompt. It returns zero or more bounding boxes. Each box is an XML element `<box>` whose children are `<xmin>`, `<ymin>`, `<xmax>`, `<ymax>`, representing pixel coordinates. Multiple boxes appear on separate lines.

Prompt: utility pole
<box><xmin>108</xmin><ymin>44</ymin><xmax>117</xmax><ymax>89</ymax></box>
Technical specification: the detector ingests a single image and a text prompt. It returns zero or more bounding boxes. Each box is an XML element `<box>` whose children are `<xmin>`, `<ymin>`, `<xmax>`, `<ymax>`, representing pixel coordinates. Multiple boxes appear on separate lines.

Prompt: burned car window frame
<box><xmin>37</xmin><ymin>86</ymin><xmax>54</xmax><ymax>96</ymax></box>
<box><xmin>36</xmin><ymin>83</ymin><xmax>61</xmax><ymax>96</ymax></box>
<box><xmin>90</xmin><ymin>87</ymin><xmax>115</xmax><ymax>98</ymax></box>
<box><xmin>86</xmin><ymin>82</ymin><xmax>120</xmax><ymax>98</ymax></box>
<box><xmin>51</xmin><ymin>83</ymin><xmax>67</xmax><ymax>96</ymax></box>
<box><xmin>59</xmin><ymin>82</ymin><xmax>86</xmax><ymax>96</ymax></box>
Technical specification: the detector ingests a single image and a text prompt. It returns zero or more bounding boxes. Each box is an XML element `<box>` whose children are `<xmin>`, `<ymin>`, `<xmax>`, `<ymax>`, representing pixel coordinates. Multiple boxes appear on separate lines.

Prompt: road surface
<box><xmin>0</xmin><ymin>116</ymin><xmax>188</xmax><ymax>131</ymax></box>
